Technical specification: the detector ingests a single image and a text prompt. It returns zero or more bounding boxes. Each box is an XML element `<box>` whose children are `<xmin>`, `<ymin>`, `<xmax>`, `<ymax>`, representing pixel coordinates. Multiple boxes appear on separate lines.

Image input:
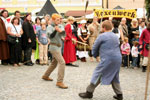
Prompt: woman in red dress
<box><xmin>63</xmin><ymin>16</ymin><xmax>78</xmax><ymax>67</ymax></box>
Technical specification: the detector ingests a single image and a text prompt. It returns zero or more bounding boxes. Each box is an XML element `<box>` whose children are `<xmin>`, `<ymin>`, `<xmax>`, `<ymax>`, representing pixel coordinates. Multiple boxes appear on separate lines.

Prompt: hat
<box><xmin>80</xmin><ymin>20</ymin><xmax>87</xmax><ymax>24</ymax></box>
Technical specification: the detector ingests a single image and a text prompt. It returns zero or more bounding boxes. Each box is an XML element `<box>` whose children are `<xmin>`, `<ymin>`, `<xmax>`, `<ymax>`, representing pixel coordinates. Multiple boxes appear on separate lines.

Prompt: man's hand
<box><xmin>71</xmin><ymin>38</ymin><xmax>77</xmax><ymax>44</ymax></box>
<box><xmin>61</xmin><ymin>37</ymin><xmax>65</xmax><ymax>41</ymax></box>
<box><xmin>55</xmin><ymin>26</ymin><xmax>62</xmax><ymax>33</ymax></box>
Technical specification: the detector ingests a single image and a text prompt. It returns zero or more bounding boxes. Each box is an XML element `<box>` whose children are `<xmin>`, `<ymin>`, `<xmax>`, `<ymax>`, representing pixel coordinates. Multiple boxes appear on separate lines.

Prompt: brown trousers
<box><xmin>86</xmin><ymin>77</ymin><xmax>123</xmax><ymax>95</ymax></box>
<box><xmin>43</xmin><ymin>50</ymin><xmax>66</xmax><ymax>82</ymax></box>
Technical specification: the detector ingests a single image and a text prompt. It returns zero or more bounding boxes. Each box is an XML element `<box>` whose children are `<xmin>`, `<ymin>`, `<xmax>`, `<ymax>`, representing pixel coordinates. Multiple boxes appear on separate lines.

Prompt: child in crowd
<box><xmin>131</xmin><ymin>41</ymin><xmax>139</xmax><ymax>69</ymax></box>
<box><xmin>132</xmin><ymin>34</ymin><xmax>141</xmax><ymax>67</ymax></box>
<box><xmin>36</xmin><ymin>19</ymin><xmax>49</xmax><ymax>65</ymax></box>
<box><xmin>121</xmin><ymin>37</ymin><xmax>130</xmax><ymax>68</ymax></box>
<box><xmin>132</xmin><ymin>34</ymin><xmax>139</xmax><ymax>44</ymax></box>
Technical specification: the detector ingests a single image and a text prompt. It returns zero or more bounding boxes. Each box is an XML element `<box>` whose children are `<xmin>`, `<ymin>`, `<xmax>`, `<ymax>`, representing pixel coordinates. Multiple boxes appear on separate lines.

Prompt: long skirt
<box><xmin>0</xmin><ymin>40</ymin><xmax>10</xmax><ymax>60</ymax></box>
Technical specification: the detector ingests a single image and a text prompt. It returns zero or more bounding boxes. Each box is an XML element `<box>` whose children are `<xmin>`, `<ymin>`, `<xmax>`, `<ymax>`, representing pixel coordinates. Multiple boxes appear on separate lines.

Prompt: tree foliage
<box><xmin>145</xmin><ymin>0</ymin><xmax>150</xmax><ymax>12</ymax></box>
<box><xmin>145</xmin><ymin>0</ymin><xmax>150</xmax><ymax>19</ymax></box>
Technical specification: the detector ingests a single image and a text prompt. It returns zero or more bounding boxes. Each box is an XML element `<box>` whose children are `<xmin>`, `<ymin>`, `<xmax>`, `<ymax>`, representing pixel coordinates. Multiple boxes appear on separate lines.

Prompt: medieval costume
<box><xmin>88</xmin><ymin>21</ymin><xmax>100</xmax><ymax>61</ymax></box>
<box><xmin>0</xmin><ymin>17</ymin><xmax>10</xmax><ymax>64</ymax></box>
<box><xmin>139</xmin><ymin>28</ymin><xmax>150</xmax><ymax>72</ymax></box>
<box><xmin>79</xmin><ymin>21</ymin><xmax>123</xmax><ymax>100</ymax></box>
<box><xmin>76</xmin><ymin>20</ymin><xmax>90</xmax><ymax>62</ymax></box>
<box><xmin>63</xmin><ymin>23</ymin><xmax>77</xmax><ymax>65</ymax></box>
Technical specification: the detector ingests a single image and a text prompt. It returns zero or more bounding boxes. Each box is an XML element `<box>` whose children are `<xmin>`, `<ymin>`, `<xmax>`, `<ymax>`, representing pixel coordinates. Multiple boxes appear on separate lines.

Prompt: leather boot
<box><xmin>142</xmin><ymin>66</ymin><xmax>146</xmax><ymax>72</ymax></box>
<box><xmin>113</xmin><ymin>94</ymin><xmax>123</xmax><ymax>100</ymax></box>
<box><xmin>79</xmin><ymin>91</ymin><xmax>93</xmax><ymax>99</ymax></box>
<box><xmin>42</xmin><ymin>76</ymin><xmax>53</xmax><ymax>81</ymax></box>
<box><xmin>80</xmin><ymin>58</ymin><xmax>84</xmax><ymax>62</ymax></box>
<box><xmin>81</xmin><ymin>57</ymin><xmax>86</xmax><ymax>62</ymax></box>
<box><xmin>56</xmin><ymin>82</ymin><xmax>68</xmax><ymax>89</ymax></box>
<box><xmin>83</xmin><ymin>57</ymin><xmax>87</xmax><ymax>62</ymax></box>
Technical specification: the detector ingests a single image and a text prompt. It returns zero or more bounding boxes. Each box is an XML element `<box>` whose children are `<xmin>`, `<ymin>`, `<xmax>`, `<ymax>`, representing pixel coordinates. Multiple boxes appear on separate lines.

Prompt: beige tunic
<box><xmin>88</xmin><ymin>23</ymin><xmax>100</xmax><ymax>50</ymax></box>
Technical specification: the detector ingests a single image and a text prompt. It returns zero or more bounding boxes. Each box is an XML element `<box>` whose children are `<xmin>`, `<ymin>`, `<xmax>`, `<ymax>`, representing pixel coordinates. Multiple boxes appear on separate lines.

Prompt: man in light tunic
<box><xmin>79</xmin><ymin>20</ymin><xmax>123</xmax><ymax>100</ymax></box>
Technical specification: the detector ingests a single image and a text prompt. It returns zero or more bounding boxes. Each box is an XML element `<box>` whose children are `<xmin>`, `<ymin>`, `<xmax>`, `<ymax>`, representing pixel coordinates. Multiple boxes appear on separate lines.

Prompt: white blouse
<box><xmin>8</xmin><ymin>23</ymin><xmax>22</xmax><ymax>35</ymax></box>
<box><xmin>77</xmin><ymin>28</ymin><xmax>90</xmax><ymax>36</ymax></box>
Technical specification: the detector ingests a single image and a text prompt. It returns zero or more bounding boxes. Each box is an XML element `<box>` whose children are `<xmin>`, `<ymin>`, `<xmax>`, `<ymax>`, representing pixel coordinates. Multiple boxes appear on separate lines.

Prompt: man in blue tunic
<box><xmin>79</xmin><ymin>20</ymin><xmax>123</xmax><ymax>100</ymax></box>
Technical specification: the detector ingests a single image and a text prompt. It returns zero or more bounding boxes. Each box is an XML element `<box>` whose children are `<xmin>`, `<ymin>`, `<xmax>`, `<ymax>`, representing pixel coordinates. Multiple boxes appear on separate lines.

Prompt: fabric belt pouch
<box><xmin>145</xmin><ymin>43</ymin><xmax>150</xmax><ymax>50</ymax></box>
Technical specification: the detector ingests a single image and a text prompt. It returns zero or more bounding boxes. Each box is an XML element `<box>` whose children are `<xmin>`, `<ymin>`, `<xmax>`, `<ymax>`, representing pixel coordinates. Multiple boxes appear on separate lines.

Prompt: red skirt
<box><xmin>63</xmin><ymin>39</ymin><xmax>77</xmax><ymax>64</ymax></box>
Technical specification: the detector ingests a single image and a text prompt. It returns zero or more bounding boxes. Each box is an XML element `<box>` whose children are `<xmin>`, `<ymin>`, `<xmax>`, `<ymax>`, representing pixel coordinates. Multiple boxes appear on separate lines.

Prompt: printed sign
<box><xmin>94</xmin><ymin>9</ymin><xmax>137</xmax><ymax>19</ymax></box>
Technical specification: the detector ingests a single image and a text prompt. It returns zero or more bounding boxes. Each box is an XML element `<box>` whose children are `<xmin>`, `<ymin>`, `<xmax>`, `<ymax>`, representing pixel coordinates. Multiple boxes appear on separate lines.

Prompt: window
<box><xmin>57</xmin><ymin>0</ymin><xmax>97</xmax><ymax>4</ymax></box>
<box><xmin>2</xmin><ymin>0</ymin><xmax>12</xmax><ymax>2</ymax></box>
<box><xmin>37</xmin><ymin>0</ymin><xmax>46</xmax><ymax>2</ymax></box>
<box><xmin>71</xmin><ymin>0</ymin><xmax>83</xmax><ymax>3</ymax></box>
<box><xmin>18</xmin><ymin>0</ymin><xmax>27</xmax><ymax>1</ymax></box>
<box><xmin>58</xmin><ymin>0</ymin><xmax>70</xmax><ymax>4</ymax></box>
<box><xmin>89</xmin><ymin>0</ymin><xmax>97</xmax><ymax>3</ymax></box>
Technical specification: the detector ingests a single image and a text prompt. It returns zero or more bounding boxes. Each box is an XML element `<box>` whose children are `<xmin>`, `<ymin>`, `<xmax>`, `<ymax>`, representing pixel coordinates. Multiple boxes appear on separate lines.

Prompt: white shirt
<box><xmin>71</xmin><ymin>25</ymin><xmax>74</xmax><ymax>30</ymax></box>
<box><xmin>139</xmin><ymin>26</ymin><xmax>146</xmax><ymax>38</ymax></box>
<box><xmin>77</xmin><ymin>28</ymin><xmax>90</xmax><ymax>36</ymax></box>
<box><xmin>8</xmin><ymin>23</ymin><xmax>22</xmax><ymax>36</ymax></box>
<box><xmin>131</xmin><ymin>46</ymin><xmax>139</xmax><ymax>57</ymax></box>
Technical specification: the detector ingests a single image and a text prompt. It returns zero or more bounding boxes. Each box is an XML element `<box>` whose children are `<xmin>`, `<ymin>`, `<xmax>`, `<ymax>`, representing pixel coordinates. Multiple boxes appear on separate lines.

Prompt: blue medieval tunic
<box><xmin>91</xmin><ymin>31</ymin><xmax>122</xmax><ymax>85</ymax></box>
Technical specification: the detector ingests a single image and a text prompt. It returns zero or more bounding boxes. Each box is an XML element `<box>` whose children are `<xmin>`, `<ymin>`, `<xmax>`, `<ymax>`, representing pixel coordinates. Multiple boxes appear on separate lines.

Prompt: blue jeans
<box><xmin>132</xmin><ymin>57</ymin><xmax>138</xmax><ymax>67</ymax></box>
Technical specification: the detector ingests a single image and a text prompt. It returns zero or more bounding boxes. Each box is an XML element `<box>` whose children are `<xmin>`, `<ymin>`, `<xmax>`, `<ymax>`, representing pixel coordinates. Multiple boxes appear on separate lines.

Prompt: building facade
<box><xmin>108</xmin><ymin>0</ymin><xmax>145</xmax><ymax>9</ymax></box>
<box><xmin>0</xmin><ymin>0</ymin><xmax>102</xmax><ymax>13</ymax></box>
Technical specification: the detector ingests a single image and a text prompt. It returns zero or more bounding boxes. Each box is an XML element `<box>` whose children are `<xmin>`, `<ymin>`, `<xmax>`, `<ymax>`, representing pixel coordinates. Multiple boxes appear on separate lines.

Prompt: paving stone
<box><xmin>0</xmin><ymin>59</ymin><xmax>149</xmax><ymax>100</ymax></box>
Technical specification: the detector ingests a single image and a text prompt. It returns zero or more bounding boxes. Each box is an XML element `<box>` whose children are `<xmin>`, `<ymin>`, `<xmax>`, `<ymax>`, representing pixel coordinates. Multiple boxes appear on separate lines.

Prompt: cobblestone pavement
<box><xmin>0</xmin><ymin>59</ymin><xmax>150</xmax><ymax>100</ymax></box>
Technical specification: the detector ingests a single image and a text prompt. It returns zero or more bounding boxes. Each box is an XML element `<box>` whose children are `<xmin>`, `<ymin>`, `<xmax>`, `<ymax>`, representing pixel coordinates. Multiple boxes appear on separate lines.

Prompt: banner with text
<box><xmin>94</xmin><ymin>9</ymin><xmax>137</xmax><ymax>19</ymax></box>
